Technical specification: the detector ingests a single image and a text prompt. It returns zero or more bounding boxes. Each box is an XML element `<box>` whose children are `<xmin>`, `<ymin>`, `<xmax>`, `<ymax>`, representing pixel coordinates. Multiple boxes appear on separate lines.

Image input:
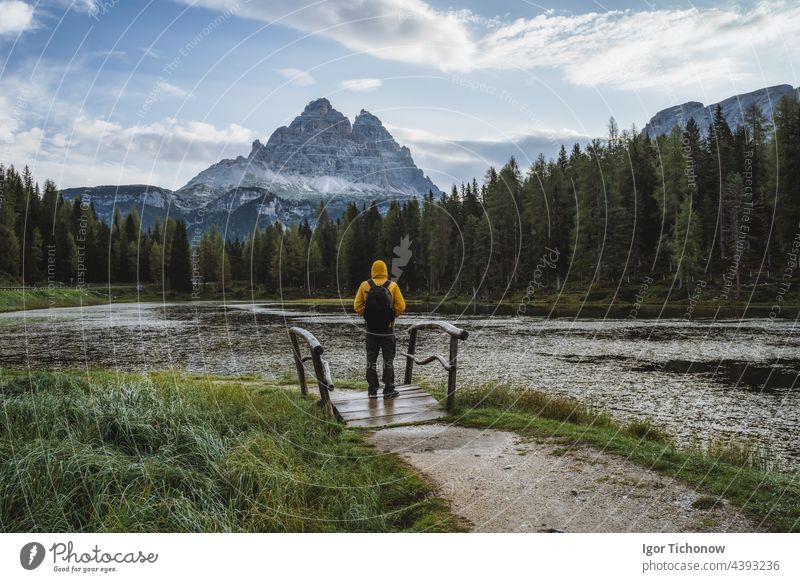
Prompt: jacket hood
<box><xmin>371</xmin><ymin>260</ymin><xmax>388</xmax><ymax>280</ymax></box>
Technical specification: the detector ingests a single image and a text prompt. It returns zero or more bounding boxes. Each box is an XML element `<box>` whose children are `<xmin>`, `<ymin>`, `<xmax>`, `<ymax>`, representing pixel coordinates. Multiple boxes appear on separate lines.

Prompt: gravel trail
<box><xmin>368</xmin><ymin>425</ymin><xmax>759</xmax><ymax>533</ymax></box>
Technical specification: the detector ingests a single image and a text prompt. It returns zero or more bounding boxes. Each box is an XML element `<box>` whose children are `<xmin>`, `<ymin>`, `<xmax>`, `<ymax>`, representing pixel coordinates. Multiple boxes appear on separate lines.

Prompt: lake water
<box><xmin>1</xmin><ymin>301</ymin><xmax>798</xmax><ymax>470</ymax></box>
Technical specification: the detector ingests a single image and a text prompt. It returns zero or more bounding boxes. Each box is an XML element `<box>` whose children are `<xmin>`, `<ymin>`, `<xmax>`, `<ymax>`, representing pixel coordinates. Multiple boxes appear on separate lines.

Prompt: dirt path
<box><xmin>368</xmin><ymin>425</ymin><xmax>760</xmax><ymax>533</ymax></box>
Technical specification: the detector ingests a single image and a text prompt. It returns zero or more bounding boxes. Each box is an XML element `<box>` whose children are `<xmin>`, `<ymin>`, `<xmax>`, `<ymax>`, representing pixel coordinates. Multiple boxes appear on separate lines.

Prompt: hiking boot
<box><xmin>368</xmin><ymin>388</ymin><xmax>379</xmax><ymax>399</ymax></box>
<box><xmin>383</xmin><ymin>387</ymin><xmax>399</xmax><ymax>399</ymax></box>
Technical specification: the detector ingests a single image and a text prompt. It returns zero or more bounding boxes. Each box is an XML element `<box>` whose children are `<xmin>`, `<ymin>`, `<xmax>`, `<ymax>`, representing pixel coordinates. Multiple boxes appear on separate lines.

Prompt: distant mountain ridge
<box><xmin>642</xmin><ymin>84</ymin><xmax>799</xmax><ymax>138</ymax></box>
<box><xmin>60</xmin><ymin>98</ymin><xmax>441</xmax><ymax>237</ymax></box>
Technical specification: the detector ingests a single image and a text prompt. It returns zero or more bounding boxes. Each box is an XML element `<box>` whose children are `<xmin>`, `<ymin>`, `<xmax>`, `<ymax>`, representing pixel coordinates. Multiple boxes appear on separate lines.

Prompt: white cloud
<box><xmin>473</xmin><ymin>1</ymin><xmax>800</xmax><ymax>89</ymax></box>
<box><xmin>155</xmin><ymin>80</ymin><xmax>191</xmax><ymax>98</ymax></box>
<box><xmin>181</xmin><ymin>0</ymin><xmax>800</xmax><ymax>90</ymax></box>
<box><xmin>7</xmin><ymin>126</ymin><xmax>44</xmax><ymax>159</ymax></box>
<box><xmin>47</xmin><ymin>0</ymin><xmax>99</xmax><ymax>17</ymax></box>
<box><xmin>0</xmin><ymin>57</ymin><xmax>253</xmax><ymax>188</ymax></box>
<box><xmin>65</xmin><ymin>114</ymin><xmax>254</xmax><ymax>162</ymax></box>
<box><xmin>275</xmin><ymin>68</ymin><xmax>317</xmax><ymax>86</ymax></box>
<box><xmin>179</xmin><ymin>0</ymin><xmax>477</xmax><ymax>70</ymax></box>
<box><xmin>0</xmin><ymin>1</ymin><xmax>35</xmax><ymax>36</ymax></box>
<box><xmin>339</xmin><ymin>78</ymin><xmax>382</xmax><ymax>92</ymax></box>
<box><xmin>0</xmin><ymin>96</ymin><xmax>17</xmax><ymax>141</ymax></box>
<box><xmin>68</xmin><ymin>0</ymin><xmax>97</xmax><ymax>11</ymax></box>
<box><xmin>139</xmin><ymin>46</ymin><xmax>163</xmax><ymax>59</ymax></box>
<box><xmin>387</xmin><ymin>124</ymin><xmax>588</xmax><ymax>186</ymax></box>
<box><xmin>2</xmin><ymin>112</ymin><xmax>256</xmax><ymax>189</ymax></box>
<box><xmin>99</xmin><ymin>49</ymin><xmax>127</xmax><ymax>59</ymax></box>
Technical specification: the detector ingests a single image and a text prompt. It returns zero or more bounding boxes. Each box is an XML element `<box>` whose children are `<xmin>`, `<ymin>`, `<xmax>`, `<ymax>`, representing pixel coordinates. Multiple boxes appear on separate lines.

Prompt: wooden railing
<box><xmin>401</xmin><ymin>321</ymin><xmax>469</xmax><ymax>412</ymax></box>
<box><xmin>288</xmin><ymin>327</ymin><xmax>340</xmax><ymax>421</ymax></box>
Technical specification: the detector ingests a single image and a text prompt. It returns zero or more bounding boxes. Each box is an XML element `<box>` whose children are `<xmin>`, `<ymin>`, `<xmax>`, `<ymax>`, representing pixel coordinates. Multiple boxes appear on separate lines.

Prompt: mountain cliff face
<box><xmin>60</xmin><ymin>98</ymin><xmax>441</xmax><ymax>237</ymax></box>
<box><xmin>178</xmin><ymin>98</ymin><xmax>440</xmax><ymax>203</ymax></box>
<box><xmin>643</xmin><ymin>84</ymin><xmax>799</xmax><ymax>138</ymax></box>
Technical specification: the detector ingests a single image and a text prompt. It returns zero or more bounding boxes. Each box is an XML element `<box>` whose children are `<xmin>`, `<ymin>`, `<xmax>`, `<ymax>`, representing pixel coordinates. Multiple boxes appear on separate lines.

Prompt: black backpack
<box><xmin>364</xmin><ymin>279</ymin><xmax>394</xmax><ymax>330</ymax></box>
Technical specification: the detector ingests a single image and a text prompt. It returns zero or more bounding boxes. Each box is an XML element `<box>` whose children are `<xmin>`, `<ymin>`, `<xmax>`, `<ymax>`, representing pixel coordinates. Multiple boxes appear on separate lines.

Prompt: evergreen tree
<box><xmin>169</xmin><ymin>220</ymin><xmax>192</xmax><ymax>293</ymax></box>
<box><xmin>773</xmin><ymin>95</ymin><xmax>800</xmax><ymax>253</ymax></box>
<box><xmin>307</xmin><ymin>238</ymin><xmax>324</xmax><ymax>292</ymax></box>
<box><xmin>313</xmin><ymin>203</ymin><xmax>337</xmax><ymax>288</ymax></box>
<box><xmin>0</xmin><ymin>225</ymin><xmax>21</xmax><ymax>278</ymax></box>
<box><xmin>150</xmin><ymin>241</ymin><xmax>164</xmax><ymax>289</ymax></box>
<box><xmin>27</xmin><ymin>227</ymin><xmax>44</xmax><ymax>282</ymax></box>
<box><xmin>667</xmin><ymin>196</ymin><xmax>703</xmax><ymax>292</ymax></box>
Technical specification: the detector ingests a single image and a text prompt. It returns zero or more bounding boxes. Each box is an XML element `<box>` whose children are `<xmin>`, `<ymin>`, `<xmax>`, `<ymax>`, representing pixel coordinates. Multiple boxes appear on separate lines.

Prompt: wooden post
<box><xmin>289</xmin><ymin>331</ymin><xmax>308</xmax><ymax>396</ymax></box>
<box><xmin>311</xmin><ymin>352</ymin><xmax>334</xmax><ymax>419</ymax></box>
<box><xmin>404</xmin><ymin>328</ymin><xmax>418</xmax><ymax>385</ymax></box>
<box><xmin>447</xmin><ymin>335</ymin><xmax>459</xmax><ymax>412</ymax></box>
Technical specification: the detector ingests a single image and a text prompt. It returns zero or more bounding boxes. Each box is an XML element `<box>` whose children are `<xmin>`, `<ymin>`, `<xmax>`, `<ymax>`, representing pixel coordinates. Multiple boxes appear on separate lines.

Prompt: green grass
<box><xmin>0</xmin><ymin>289</ymin><xmax>108</xmax><ymax>313</ymax></box>
<box><xmin>623</xmin><ymin>418</ymin><xmax>674</xmax><ymax>445</ymax></box>
<box><xmin>707</xmin><ymin>435</ymin><xmax>777</xmax><ymax>473</ymax></box>
<box><xmin>0</xmin><ymin>370</ymin><xmax>461</xmax><ymax>533</ymax></box>
<box><xmin>439</xmin><ymin>382</ymin><xmax>613</xmax><ymax>427</ymax></box>
<box><xmin>434</xmin><ymin>383</ymin><xmax>799</xmax><ymax>532</ymax></box>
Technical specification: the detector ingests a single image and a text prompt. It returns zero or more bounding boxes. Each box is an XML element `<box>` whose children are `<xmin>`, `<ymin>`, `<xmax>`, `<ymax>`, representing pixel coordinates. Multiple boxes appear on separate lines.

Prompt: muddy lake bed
<box><xmin>1</xmin><ymin>301</ymin><xmax>798</xmax><ymax>471</ymax></box>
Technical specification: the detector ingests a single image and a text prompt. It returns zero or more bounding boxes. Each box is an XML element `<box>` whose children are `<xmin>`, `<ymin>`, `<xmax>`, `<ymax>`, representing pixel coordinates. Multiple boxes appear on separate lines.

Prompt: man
<box><xmin>353</xmin><ymin>259</ymin><xmax>406</xmax><ymax>399</ymax></box>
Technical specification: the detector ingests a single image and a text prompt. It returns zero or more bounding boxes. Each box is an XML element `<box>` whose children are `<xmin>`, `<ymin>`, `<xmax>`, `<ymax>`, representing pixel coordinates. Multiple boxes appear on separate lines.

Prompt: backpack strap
<box><xmin>367</xmin><ymin>279</ymin><xmax>376</xmax><ymax>288</ymax></box>
<box><xmin>382</xmin><ymin>280</ymin><xmax>394</xmax><ymax>312</ymax></box>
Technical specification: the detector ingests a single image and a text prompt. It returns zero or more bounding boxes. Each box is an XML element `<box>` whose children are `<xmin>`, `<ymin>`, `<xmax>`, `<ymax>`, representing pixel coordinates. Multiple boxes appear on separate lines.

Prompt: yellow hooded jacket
<box><xmin>353</xmin><ymin>260</ymin><xmax>406</xmax><ymax>324</ymax></box>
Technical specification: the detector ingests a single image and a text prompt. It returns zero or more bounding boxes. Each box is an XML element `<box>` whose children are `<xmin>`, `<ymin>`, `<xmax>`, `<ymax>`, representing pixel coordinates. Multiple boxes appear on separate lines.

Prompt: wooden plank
<box><xmin>330</xmin><ymin>387</ymin><xmax>429</xmax><ymax>402</ymax></box>
<box><xmin>337</xmin><ymin>400</ymin><xmax>440</xmax><ymax>415</ymax></box>
<box><xmin>343</xmin><ymin>396</ymin><xmax>438</xmax><ymax>414</ymax></box>
<box><xmin>328</xmin><ymin>384</ymin><xmax>422</xmax><ymax>395</ymax></box>
<box><xmin>331</xmin><ymin>394</ymin><xmax>433</xmax><ymax>411</ymax></box>
<box><xmin>344</xmin><ymin>408</ymin><xmax>441</xmax><ymax>423</ymax></box>
<box><xmin>330</xmin><ymin>391</ymin><xmax>429</xmax><ymax>404</ymax></box>
<box><xmin>336</xmin><ymin>397</ymin><xmax>440</xmax><ymax>418</ymax></box>
<box><xmin>333</xmin><ymin>396</ymin><xmax>439</xmax><ymax>414</ymax></box>
<box><xmin>346</xmin><ymin>408</ymin><xmax>447</xmax><ymax>428</ymax></box>
<box><xmin>324</xmin><ymin>385</ymin><xmax>448</xmax><ymax>428</ymax></box>
<box><xmin>329</xmin><ymin>385</ymin><xmax>425</xmax><ymax>402</ymax></box>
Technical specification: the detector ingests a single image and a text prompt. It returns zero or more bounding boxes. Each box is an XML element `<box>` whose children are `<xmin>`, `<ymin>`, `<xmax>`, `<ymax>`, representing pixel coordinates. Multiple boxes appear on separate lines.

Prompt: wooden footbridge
<box><xmin>288</xmin><ymin>321</ymin><xmax>468</xmax><ymax>427</ymax></box>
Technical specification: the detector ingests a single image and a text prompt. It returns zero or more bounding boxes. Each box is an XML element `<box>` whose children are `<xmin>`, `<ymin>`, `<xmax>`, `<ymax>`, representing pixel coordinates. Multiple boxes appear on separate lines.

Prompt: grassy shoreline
<box><xmin>0</xmin><ymin>370</ymin><xmax>461</xmax><ymax>532</ymax></box>
<box><xmin>0</xmin><ymin>288</ymin><xmax>108</xmax><ymax>313</ymax></box>
<box><xmin>1</xmin><ymin>369</ymin><xmax>797</xmax><ymax>532</ymax></box>
<box><xmin>2</xmin><ymin>285</ymin><xmax>798</xmax><ymax>317</ymax></box>
<box><xmin>428</xmin><ymin>383</ymin><xmax>799</xmax><ymax>533</ymax></box>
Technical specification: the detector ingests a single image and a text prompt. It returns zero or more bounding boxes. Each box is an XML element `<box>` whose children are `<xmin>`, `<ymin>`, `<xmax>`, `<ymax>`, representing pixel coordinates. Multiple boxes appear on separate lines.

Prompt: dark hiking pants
<box><xmin>365</xmin><ymin>329</ymin><xmax>396</xmax><ymax>390</ymax></box>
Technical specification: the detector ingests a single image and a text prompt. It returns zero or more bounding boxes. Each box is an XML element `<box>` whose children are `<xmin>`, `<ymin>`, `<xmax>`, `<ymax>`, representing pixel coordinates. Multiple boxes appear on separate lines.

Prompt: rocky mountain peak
<box><xmin>304</xmin><ymin>97</ymin><xmax>332</xmax><ymax>115</ymax></box>
<box><xmin>250</xmin><ymin>139</ymin><xmax>264</xmax><ymax>157</ymax></box>
<box><xmin>354</xmin><ymin>109</ymin><xmax>381</xmax><ymax>124</ymax></box>
<box><xmin>180</xmin><ymin>97</ymin><xmax>441</xmax><ymax>203</ymax></box>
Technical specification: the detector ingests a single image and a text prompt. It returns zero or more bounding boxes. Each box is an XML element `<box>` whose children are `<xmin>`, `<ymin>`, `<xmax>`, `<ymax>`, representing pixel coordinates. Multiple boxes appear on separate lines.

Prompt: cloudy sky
<box><xmin>1</xmin><ymin>0</ymin><xmax>798</xmax><ymax>191</ymax></box>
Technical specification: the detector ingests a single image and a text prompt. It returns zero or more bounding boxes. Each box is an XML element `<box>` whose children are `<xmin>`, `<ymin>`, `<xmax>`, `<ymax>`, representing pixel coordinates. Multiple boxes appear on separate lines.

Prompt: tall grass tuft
<box><xmin>707</xmin><ymin>435</ymin><xmax>777</xmax><ymax>473</ymax></box>
<box><xmin>624</xmin><ymin>418</ymin><xmax>673</xmax><ymax>444</ymax></box>
<box><xmin>0</xmin><ymin>371</ymin><xmax>457</xmax><ymax>532</ymax></box>
<box><xmin>450</xmin><ymin>382</ymin><xmax>613</xmax><ymax>427</ymax></box>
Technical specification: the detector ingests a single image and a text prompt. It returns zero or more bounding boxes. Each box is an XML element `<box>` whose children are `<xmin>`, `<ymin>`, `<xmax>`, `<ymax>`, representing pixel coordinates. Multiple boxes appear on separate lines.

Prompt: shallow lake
<box><xmin>1</xmin><ymin>301</ymin><xmax>798</xmax><ymax>470</ymax></box>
